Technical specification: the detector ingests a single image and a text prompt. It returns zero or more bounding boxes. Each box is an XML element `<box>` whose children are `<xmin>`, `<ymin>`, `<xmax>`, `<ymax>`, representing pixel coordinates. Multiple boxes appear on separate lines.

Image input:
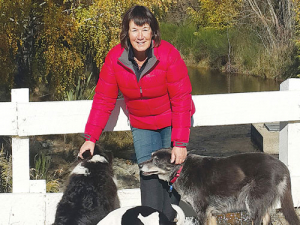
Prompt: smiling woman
<box><xmin>128</xmin><ymin>21</ymin><xmax>152</xmax><ymax>64</ymax></box>
<box><xmin>79</xmin><ymin>5</ymin><xmax>195</xmax><ymax>222</ymax></box>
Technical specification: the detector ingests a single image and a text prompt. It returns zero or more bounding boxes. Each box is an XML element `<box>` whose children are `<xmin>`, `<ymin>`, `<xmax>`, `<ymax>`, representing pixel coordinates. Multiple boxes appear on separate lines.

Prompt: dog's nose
<box><xmin>138</xmin><ymin>164</ymin><xmax>143</xmax><ymax>169</ymax></box>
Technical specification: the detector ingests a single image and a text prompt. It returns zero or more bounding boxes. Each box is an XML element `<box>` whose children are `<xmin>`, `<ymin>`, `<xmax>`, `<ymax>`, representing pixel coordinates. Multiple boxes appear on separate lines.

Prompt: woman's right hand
<box><xmin>78</xmin><ymin>141</ymin><xmax>96</xmax><ymax>159</ymax></box>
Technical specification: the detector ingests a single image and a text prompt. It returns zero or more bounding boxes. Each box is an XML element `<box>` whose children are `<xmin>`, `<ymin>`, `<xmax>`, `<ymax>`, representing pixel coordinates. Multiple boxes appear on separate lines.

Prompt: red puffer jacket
<box><xmin>85</xmin><ymin>40</ymin><xmax>195</xmax><ymax>145</ymax></box>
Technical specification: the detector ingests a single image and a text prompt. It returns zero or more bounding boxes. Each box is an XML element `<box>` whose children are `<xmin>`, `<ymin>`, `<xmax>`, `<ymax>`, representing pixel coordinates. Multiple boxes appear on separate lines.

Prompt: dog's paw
<box><xmin>172</xmin><ymin>205</ymin><xmax>185</xmax><ymax>225</ymax></box>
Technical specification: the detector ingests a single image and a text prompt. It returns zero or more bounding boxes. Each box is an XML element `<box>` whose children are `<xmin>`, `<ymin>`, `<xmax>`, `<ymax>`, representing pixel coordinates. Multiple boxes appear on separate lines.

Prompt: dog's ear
<box><xmin>93</xmin><ymin>145</ymin><xmax>102</xmax><ymax>155</ymax></box>
<box><xmin>77</xmin><ymin>145</ymin><xmax>103</xmax><ymax>161</ymax></box>
<box><xmin>103</xmin><ymin>150</ymin><xmax>114</xmax><ymax>164</ymax></box>
<box><xmin>93</xmin><ymin>145</ymin><xmax>114</xmax><ymax>164</ymax></box>
<box><xmin>79</xmin><ymin>150</ymin><xmax>92</xmax><ymax>160</ymax></box>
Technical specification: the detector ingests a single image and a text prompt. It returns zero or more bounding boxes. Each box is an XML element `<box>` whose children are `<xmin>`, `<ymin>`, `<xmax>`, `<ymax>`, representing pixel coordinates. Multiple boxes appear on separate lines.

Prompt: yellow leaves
<box><xmin>74</xmin><ymin>0</ymin><xmax>125</xmax><ymax>67</ymax></box>
<box><xmin>42</xmin><ymin>41</ymin><xmax>84</xmax><ymax>95</ymax></box>
<box><xmin>293</xmin><ymin>0</ymin><xmax>300</xmax><ymax>28</ymax></box>
<box><xmin>75</xmin><ymin>0</ymin><xmax>169</xmax><ymax>68</ymax></box>
<box><xmin>189</xmin><ymin>0</ymin><xmax>242</xmax><ymax>29</ymax></box>
<box><xmin>0</xmin><ymin>0</ymin><xmax>171</xmax><ymax>98</ymax></box>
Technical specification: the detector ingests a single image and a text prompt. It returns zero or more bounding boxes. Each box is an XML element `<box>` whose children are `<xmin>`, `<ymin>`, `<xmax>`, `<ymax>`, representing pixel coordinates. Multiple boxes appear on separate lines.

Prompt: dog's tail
<box><xmin>280</xmin><ymin>177</ymin><xmax>300</xmax><ymax>225</ymax></box>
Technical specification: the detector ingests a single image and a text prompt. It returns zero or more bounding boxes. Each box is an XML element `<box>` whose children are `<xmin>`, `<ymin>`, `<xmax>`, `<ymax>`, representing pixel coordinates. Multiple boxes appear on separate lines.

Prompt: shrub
<box><xmin>0</xmin><ymin>145</ymin><xmax>12</xmax><ymax>193</ymax></box>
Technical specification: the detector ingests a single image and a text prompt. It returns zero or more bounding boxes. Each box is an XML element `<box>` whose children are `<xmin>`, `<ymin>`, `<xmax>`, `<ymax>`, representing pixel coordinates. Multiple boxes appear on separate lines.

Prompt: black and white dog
<box><xmin>139</xmin><ymin>148</ymin><xmax>300</xmax><ymax>225</ymax></box>
<box><xmin>97</xmin><ymin>204</ymin><xmax>185</xmax><ymax>225</ymax></box>
<box><xmin>53</xmin><ymin>146</ymin><xmax>120</xmax><ymax>225</ymax></box>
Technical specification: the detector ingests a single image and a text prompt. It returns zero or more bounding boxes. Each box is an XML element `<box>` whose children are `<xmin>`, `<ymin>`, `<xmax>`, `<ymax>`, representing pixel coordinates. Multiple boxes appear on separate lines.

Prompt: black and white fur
<box><xmin>97</xmin><ymin>204</ymin><xmax>185</xmax><ymax>225</ymax></box>
<box><xmin>53</xmin><ymin>146</ymin><xmax>120</xmax><ymax>225</ymax></box>
<box><xmin>139</xmin><ymin>148</ymin><xmax>300</xmax><ymax>225</ymax></box>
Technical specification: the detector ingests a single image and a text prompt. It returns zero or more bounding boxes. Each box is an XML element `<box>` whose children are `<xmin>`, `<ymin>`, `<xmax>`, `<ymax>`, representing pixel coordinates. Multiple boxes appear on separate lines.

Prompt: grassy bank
<box><xmin>160</xmin><ymin>22</ymin><xmax>299</xmax><ymax>80</ymax></box>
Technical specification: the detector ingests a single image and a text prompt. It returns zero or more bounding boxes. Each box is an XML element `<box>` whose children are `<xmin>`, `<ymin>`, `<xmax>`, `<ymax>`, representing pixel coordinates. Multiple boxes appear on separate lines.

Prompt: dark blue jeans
<box><xmin>131</xmin><ymin>126</ymin><xmax>180</xmax><ymax>221</ymax></box>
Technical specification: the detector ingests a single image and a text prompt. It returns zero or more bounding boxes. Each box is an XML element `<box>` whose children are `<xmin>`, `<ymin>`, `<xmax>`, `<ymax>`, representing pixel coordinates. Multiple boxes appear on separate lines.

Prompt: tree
<box><xmin>188</xmin><ymin>0</ymin><xmax>243</xmax><ymax>29</ymax></box>
<box><xmin>0</xmin><ymin>0</ymin><xmax>173</xmax><ymax>99</ymax></box>
<box><xmin>241</xmin><ymin>0</ymin><xmax>295</xmax><ymax>49</ymax></box>
<box><xmin>187</xmin><ymin>0</ymin><xmax>298</xmax><ymax>78</ymax></box>
<box><xmin>292</xmin><ymin>0</ymin><xmax>300</xmax><ymax>76</ymax></box>
<box><xmin>187</xmin><ymin>0</ymin><xmax>242</xmax><ymax>72</ymax></box>
<box><xmin>0</xmin><ymin>0</ymin><xmax>35</xmax><ymax>88</ymax></box>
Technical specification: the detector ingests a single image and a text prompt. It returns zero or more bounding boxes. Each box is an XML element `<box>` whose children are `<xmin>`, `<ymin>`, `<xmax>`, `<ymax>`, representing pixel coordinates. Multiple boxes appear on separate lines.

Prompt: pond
<box><xmin>187</xmin><ymin>67</ymin><xmax>280</xmax><ymax>157</ymax></box>
<box><xmin>188</xmin><ymin>67</ymin><xmax>280</xmax><ymax>95</ymax></box>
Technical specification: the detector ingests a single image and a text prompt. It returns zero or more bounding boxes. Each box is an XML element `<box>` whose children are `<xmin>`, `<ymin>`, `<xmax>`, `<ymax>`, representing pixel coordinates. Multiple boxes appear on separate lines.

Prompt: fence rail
<box><xmin>0</xmin><ymin>78</ymin><xmax>300</xmax><ymax>224</ymax></box>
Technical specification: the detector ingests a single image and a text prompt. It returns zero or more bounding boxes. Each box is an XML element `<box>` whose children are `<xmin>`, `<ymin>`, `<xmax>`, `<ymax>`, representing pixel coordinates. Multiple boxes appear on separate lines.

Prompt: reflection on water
<box><xmin>188</xmin><ymin>67</ymin><xmax>280</xmax><ymax>95</ymax></box>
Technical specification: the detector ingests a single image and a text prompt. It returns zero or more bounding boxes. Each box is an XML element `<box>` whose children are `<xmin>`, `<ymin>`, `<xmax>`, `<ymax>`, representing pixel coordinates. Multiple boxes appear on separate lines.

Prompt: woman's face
<box><xmin>128</xmin><ymin>20</ymin><xmax>152</xmax><ymax>55</ymax></box>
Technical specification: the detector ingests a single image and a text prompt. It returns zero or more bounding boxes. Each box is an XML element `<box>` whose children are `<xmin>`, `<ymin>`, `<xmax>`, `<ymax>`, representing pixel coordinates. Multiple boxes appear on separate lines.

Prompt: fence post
<box><xmin>279</xmin><ymin>78</ymin><xmax>300</xmax><ymax>206</ymax></box>
<box><xmin>11</xmin><ymin>88</ymin><xmax>30</xmax><ymax>193</ymax></box>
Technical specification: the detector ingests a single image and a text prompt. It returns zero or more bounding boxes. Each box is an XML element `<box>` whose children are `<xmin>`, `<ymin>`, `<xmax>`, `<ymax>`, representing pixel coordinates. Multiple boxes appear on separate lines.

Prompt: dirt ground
<box><xmin>189</xmin><ymin>124</ymin><xmax>261</xmax><ymax>156</ymax></box>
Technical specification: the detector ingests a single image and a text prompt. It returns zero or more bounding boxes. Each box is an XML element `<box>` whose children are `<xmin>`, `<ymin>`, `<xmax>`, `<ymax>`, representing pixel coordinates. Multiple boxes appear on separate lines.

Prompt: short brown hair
<box><xmin>120</xmin><ymin>5</ymin><xmax>161</xmax><ymax>49</ymax></box>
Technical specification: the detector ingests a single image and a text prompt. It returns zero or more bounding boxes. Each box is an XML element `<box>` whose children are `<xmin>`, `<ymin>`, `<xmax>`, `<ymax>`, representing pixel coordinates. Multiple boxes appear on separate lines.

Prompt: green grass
<box><xmin>31</xmin><ymin>153</ymin><xmax>51</xmax><ymax>180</ymax></box>
<box><xmin>160</xmin><ymin>22</ymin><xmax>298</xmax><ymax>79</ymax></box>
<box><xmin>64</xmin><ymin>72</ymin><xmax>96</xmax><ymax>101</ymax></box>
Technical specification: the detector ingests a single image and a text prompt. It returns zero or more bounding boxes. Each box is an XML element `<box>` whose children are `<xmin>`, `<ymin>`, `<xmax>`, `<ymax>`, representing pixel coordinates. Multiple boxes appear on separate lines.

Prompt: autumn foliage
<box><xmin>188</xmin><ymin>0</ymin><xmax>242</xmax><ymax>28</ymax></box>
<box><xmin>0</xmin><ymin>0</ymin><xmax>172</xmax><ymax>99</ymax></box>
<box><xmin>1</xmin><ymin>0</ymin><xmax>300</xmax><ymax>97</ymax></box>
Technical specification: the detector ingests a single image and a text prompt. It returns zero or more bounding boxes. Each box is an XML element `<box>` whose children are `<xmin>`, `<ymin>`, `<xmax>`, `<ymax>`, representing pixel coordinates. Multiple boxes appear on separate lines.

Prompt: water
<box><xmin>188</xmin><ymin>67</ymin><xmax>280</xmax><ymax>95</ymax></box>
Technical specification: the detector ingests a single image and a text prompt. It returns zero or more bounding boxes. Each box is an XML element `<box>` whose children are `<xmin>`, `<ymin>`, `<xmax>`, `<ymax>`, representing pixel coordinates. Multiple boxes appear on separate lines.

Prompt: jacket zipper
<box><xmin>117</xmin><ymin>59</ymin><xmax>144</xmax><ymax>97</ymax></box>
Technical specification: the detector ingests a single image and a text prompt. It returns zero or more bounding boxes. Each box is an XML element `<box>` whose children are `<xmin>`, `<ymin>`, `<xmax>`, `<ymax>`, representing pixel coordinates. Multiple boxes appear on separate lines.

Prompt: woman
<box><xmin>79</xmin><ymin>5</ymin><xmax>195</xmax><ymax>221</ymax></box>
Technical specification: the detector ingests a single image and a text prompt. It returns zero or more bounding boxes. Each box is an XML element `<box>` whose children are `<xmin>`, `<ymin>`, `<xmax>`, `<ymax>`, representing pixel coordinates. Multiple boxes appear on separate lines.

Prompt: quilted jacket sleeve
<box><xmin>84</xmin><ymin>51</ymin><xmax>119</xmax><ymax>142</ymax></box>
<box><xmin>166</xmin><ymin>46</ymin><xmax>193</xmax><ymax>145</ymax></box>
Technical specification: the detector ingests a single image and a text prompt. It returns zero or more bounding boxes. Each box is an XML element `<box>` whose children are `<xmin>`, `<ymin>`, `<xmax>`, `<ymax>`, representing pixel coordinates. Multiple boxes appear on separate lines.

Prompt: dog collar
<box><xmin>168</xmin><ymin>166</ymin><xmax>183</xmax><ymax>192</ymax></box>
<box><xmin>170</xmin><ymin>166</ymin><xmax>183</xmax><ymax>184</ymax></box>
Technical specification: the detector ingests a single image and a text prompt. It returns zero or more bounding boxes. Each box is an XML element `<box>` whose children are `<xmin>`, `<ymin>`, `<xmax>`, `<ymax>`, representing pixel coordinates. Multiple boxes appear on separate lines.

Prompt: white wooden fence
<box><xmin>0</xmin><ymin>78</ymin><xmax>300</xmax><ymax>224</ymax></box>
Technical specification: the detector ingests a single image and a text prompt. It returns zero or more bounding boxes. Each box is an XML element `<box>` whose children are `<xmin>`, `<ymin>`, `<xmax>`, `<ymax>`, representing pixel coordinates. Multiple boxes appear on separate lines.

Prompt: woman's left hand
<box><xmin>170</xmin><ymin>147</ymin><xmax>187</xmax><ymax>164</ymax></box>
